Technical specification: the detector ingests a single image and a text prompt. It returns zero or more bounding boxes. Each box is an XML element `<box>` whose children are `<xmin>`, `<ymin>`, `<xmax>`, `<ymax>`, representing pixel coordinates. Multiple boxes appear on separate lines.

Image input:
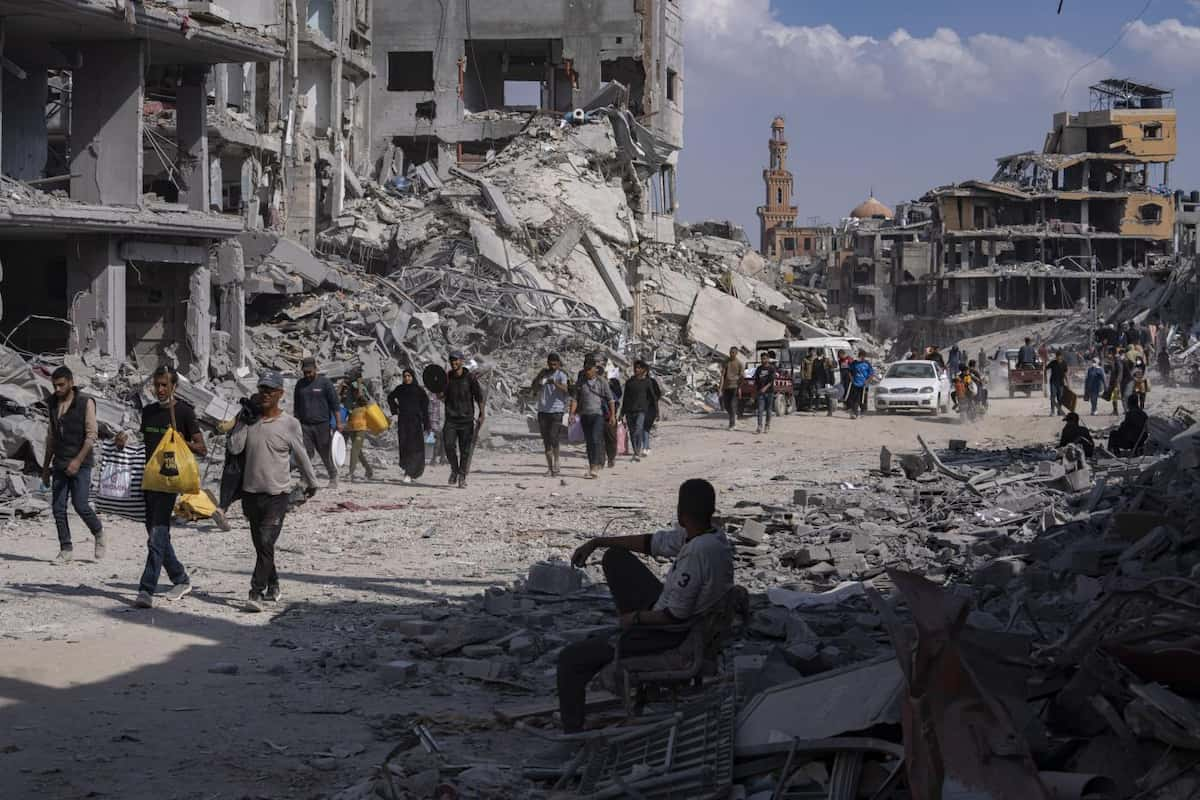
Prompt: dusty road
<box><xmin>0</xmin><ymin>389</ymin><xmax>1186</xmax><ymax>799</ymax></box>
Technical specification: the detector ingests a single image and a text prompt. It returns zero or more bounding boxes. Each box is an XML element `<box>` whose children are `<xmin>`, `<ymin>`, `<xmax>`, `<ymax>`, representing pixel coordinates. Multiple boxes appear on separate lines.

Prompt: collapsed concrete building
<box><xmin>370</xmin><ymin>0</ymin><xmax>683</xmax><ymax>218</ymax></box>
<box><xmin>0</xmin><ymin>0</ymin><xmax>284</xmax><ymax>370</ymax></box>
<box><xmin>829</xmin><ymin>79</ymin><xmax>1195</xmax><ymax>341</ymax></box>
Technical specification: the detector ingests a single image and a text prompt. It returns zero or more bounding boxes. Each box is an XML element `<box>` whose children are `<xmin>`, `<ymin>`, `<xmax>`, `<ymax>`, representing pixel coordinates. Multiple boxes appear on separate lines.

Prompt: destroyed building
<box><xmin>370</xmin><ymin>0</ymin><xmax>683</xmax><ymax>217</ymax></box>
<box><xmin>899</xmin><ymin>79</ymin><xmax>1183</xmax><ymax>340</ymax></box>
<box><xmin>0</xmin><ymin>0</ymin><xmax>283</xmax><ymax>369</ymax></box>
<box><xmin>826</xmin><ymin>199</ymin><xmax>933</xmax><ymax>337</ymax></box>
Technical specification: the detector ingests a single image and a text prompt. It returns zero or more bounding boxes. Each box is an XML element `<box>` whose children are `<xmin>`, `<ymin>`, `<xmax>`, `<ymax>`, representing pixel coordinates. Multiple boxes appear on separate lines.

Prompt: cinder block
<box><xmin>483</xmin><ymin>587</ymin><xmax>514</xmax><ymax>615</ymax></box>
<box><xmin>379</xmin><ymin>659</ymin><xmax>419</xmax><ymax>685</ymax></box>
<box><xmin>738</xmin><ymin>520</ymin><xmax>767</xmax><ymax>544</ymax></box>
<box><xmin>379</xmin><ymin>616</ymin><xmax>440</xmax><ymax>637</ymax></box>
<box><xmin>443</xmin><ymin>658</ymin><xmax>506</xmax><ymax>680</ymax></box>
<box><xmin>527</xmin><ymin>560</ymin><xmax>583</xmax><ymax>596</ymax></box>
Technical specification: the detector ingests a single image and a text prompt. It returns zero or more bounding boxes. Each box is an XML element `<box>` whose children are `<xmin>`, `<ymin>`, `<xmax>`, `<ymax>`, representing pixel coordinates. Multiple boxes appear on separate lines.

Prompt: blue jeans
<box><xmin>756</xmin><ymin>393</ymin><xmax>774</xmax><ymax>429</ymax></box>
<box><xmin>625</xmin><ymin>412</ymin><xmax>648</xmax><ymax>453</ymax></box>
<box><xmin>1049</xmin><ymin>381</ymin><xmax>1063</xmax><ymax>414</ymax></box>
<box><xmin>51</xmin><ymin>465</ymin><xmax>103</xmax><ymax>548</ymax></box>
<box><xmin>581</xmin><ymin>414</ymin><xmax>606</xmax><ymax>467</ymax></box>
<box><xmin>139</xmin><ymin>490</ymin><xmax>189</xmax><ymax>593</ymax></box>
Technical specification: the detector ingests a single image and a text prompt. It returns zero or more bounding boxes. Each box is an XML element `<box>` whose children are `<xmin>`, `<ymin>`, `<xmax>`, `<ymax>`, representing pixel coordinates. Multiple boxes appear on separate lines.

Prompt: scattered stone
<box><xmin>526</xmin><ymin>560</ymin><xmax>584</xmax><ymax>596</ymax></box>
<box><xmin>379</xmin><ymin>659</ymin><xmax>419</xmax><ymax>685</ymax></box>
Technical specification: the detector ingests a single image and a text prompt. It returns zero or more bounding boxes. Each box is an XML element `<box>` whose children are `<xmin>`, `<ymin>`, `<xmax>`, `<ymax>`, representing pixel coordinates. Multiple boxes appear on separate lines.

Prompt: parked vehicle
<box><xmin>737</xmin><ymin>337</ymin><xmax>860</xmax><ymax>416</ymax></box>
<box><xmin>873</xmin><ymin>360</ymin><xmax>952</xmax><ymax>415</ymax></box>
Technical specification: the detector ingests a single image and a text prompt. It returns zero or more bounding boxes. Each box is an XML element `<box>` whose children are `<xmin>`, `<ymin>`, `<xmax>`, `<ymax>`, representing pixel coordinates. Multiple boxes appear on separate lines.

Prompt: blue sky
<box><xmin>677</xmin><ymin>0</ymin><xmax>1200</xmax><ymax>241</ymax></box>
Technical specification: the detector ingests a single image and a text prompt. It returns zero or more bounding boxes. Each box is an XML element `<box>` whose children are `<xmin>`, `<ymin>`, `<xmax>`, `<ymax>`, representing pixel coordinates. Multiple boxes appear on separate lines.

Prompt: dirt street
<box><xmin>0</xmin><ymin>390</ymin><xmax>1187</xmax><ymax>799</ymax></box>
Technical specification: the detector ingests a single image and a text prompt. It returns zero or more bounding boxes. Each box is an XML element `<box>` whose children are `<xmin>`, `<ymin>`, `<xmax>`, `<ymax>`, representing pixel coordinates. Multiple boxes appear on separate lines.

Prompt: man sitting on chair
<box><xmin>557</xmin><ymin>479</ymin><xmax>734</xmax><ymax>733</ymax></box>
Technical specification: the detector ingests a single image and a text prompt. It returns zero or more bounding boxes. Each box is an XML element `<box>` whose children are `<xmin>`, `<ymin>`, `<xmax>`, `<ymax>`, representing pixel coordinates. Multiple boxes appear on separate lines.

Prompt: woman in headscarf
<box><xmin>387</xmin><ymin>368</ymin><xmax>429</xmax><ymax>484</ymax></box>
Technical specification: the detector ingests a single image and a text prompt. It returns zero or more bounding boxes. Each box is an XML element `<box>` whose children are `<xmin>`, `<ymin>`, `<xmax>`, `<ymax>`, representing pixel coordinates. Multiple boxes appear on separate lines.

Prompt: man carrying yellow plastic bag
<box><xmin>118</xmin><ymin>366</ymin><xmax>207</xmax><ymax>610</ymax></box>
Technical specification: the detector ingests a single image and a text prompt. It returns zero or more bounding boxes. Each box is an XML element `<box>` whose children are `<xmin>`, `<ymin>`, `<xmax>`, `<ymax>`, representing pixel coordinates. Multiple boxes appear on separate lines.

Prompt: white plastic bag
<box><xmin>331</xmin><ymin>430</ymin><xmax>348</xmax><ymax>467</ymax></box>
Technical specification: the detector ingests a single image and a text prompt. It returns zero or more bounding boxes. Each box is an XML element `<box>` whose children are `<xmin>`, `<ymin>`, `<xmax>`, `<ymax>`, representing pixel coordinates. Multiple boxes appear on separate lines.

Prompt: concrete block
<box><xmin>379</xmin><ymin>616</ymin><xmax>439</xmax><ymax>637</ymax></box>
<box><xmin>443</xmin><ymin>658</ymin><xmax>506</xmax><ymax>680</ymax></box>
<box><xmin>842</xmin><ymin>507</ymin><xmax>866</xmax><ymax>521</ymax></box>
<box><xmin>781</xmin><ymin>546</ymin><xmax>830</xmax><ymax>568</ymax></box>
<box><xmin>738</xmin><ymin>520</ymin><xmax>767</xmax><ymax>545</ymax></box>
<box><xmin>793</xmin><ymin>489</ymin><xmax>808</xmax><ymax>506</ymax></box>
<box><xmin>807</xmin><ymin>562</ymin><xmax>837</xmax><ymax>578</ymax></box>
<box><xmin>851</xmin><ymin>532</ymin><xmax>872</xmax><ymax>553</ymax></box>
<box><xmin>462</xmin><ymin>644</ymin><xmax>503</xmax><ymax>658</ymax></box>
<box><xmin>378</xmin><ymin>659</ymin><xmax>418</xmax><ymax>685</ymax></box>
<box><xmin>1036</xmin><ymin>462</ymin><xmax>1065</xmax><ymax>478</ymax></box>
<box><xmin>482</xmin><ymin>587</ymin><xmax>514</xmax><ymax>615</ymax></box>
<box><xmin>507</xmin><ymin>635</ymin><xmax>538</xmax><ymax>658</ymax></box>
<box><xmin>527</xmin><ymin>561</ymin><xmax>583</xmax><ymax>596</ymax></box>
<box><xmin>837</xmin><ymin>555</ymin><xmax>869</xmax><ymax>576</ymax></box>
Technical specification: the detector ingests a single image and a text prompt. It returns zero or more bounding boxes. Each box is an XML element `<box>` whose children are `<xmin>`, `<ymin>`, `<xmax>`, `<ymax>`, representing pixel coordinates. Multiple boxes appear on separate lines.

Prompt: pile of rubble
<box><xmin>323</xmin><ymin>406</ymin><xmax>1200</xmax><ymax>799</ymax></box>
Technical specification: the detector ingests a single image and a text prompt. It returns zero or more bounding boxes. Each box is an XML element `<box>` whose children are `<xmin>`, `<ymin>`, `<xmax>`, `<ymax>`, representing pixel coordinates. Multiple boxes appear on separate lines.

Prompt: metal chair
<box><xmin>606</xmin><ymin>585</ymin><xmax>748</xmax><ymax>715</ymax></box>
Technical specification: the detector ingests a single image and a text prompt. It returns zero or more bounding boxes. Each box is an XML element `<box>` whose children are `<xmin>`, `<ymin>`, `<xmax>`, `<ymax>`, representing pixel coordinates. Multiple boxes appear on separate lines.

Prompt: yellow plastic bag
<box><xmin>365</xmin><ymin>402</ymin><xmax>391</xmax><ymax>433</ymax></box>
<box><xmin>175</xmin><ymin>490</ymin><xmax>216</xmax><ymax>521</ymax></box>
<box><xmin>142</xmin><ymin>427</ymin><xmax>200</xmax><ymax>494</ymax></box>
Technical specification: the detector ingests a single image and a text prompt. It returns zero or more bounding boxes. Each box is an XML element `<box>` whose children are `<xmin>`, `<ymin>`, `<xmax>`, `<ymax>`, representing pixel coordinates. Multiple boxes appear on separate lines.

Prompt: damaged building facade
<box><xmin>0</xmin><ymin>0</ymin><xmax>284</xmax><ymax>372</ymax></box>
<box><xmin>370</xmin><ymin>0</ymin><xmax>683</xmax><ymax>217</ymax></box>
<box><xmin>0</xmin><ymin>0</ymin><xmax>378</xmax><ymax>367</ymax></box>
<box><xmin>828</xmin><ymin>80</ymin><xmax>1191</xmax><ymax>340</ymax></box>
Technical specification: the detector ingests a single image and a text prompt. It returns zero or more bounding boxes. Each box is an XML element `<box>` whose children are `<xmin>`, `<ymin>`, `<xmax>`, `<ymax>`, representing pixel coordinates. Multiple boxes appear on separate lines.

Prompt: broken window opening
<box><xmin>1142</xmin><ymin>122</ymin><xmax>1162</xmax><ymax>140</ymax></box>
<box><xmin>600</xmin><ymin>57</ymin><xmax>646</xmax><ymax>116</ymax></box>
<box><xmin>463</xmin><ymin>39</ymin><xmax>565</xmax><ymax>113</ymax></box>
<box><xmin>388</xmin><ymin>51</ymin><xmax>435</xmax><ymax>92</ymax></box>
<box><xmin>1138</xmin><ymin>203</ymin><xmax>1162</xmax><ymax>224</ymax></box>
<box><xmin>415</xmin><ymin>100</ymin><xmax>437</xmax><ymax>121</ymax></box>
<box><xmin>666</xmin><ymin>68</ymin><xmax>678</xmax><ymax>103</ymax></box>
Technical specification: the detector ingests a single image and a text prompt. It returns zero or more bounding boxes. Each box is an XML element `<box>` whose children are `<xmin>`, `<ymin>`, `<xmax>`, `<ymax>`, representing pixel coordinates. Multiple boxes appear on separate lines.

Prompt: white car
<box><xmin>874</xmin><ymin>360</ymin><xmax>952</xmax><ymax>415</ymax></box>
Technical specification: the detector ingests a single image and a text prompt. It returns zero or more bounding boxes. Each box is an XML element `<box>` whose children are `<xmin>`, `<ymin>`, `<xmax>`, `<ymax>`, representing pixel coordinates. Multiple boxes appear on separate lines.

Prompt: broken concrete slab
<box><xmin>730</xmin><ymin>272</ymin><xmax>790</xmax><ymax>311</ymax></box>
<box><xmin>581</xmin><ymin>231</ymin><xmax>633</xmax><ymax>311</ymax></box>
<box><xmin>378</xmin><ymin>659</ymin><xmax>419</xmax><ymax>685</ymax></box>
<box><xmin>470</xmin><ymin>220</ymin><xmax>528</xmax><ymax>271</ymax></box>
<box><xmin>644</xmin><ymin>265</ymin><xmax>701</xmax><ymax>319</ymax></box>
<box><xmin>735</xmin><ymin>655</ymin><xmax>903</xmax><ymax>747</ymax></box>
<box><xmin>686</xmin><ymin>287</ymin><xmax>787</xmax><ymax>355</ymax></box>
<box><xmin>479</xmin><ymin>180</ymin><xmax>520</xmax><ymax>231</ymax></box>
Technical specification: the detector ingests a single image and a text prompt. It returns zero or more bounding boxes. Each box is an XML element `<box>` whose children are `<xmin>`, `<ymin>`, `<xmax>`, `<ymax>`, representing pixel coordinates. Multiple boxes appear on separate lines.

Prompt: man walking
<box><xmin>813</xmin><ymin>352</ymin><xmax>835</xmax><ymax>416</ymax></box>
<box><xmin>43</xmin><ymin>366</ymin><xmax>104</xmax><ymax>564</ymax></box>
<box><xmin>126</xmin><ymin>367</ymin><xmax>206</xmax><ymax>609</ymax></box>
<box><xmin>847</xmin><ymin>350</ymin><xmax>874</xmax><ymax>419</ymax></box>
<box><xmin>752</xmin><ymin>351</ymin><xmax>776</xmax><ymax>434</ymax></box>
<box><xmin>798</xmin><ymin>348</ymin><xmax>816</xmax><ymax>411</ymax></box>
<box><xmin>720</xmin><ymin>347</ymin><xmax>743</xmax><ymax>429</ymax></box>
<box><xmin>532</xmin><ymin>353</ymin><xmax>570</xmax><ymax>476</ymax></box>
<box><xmin>619</xmin><ymin>360</ymin><xmax>655</xmax><ymax>461</ymax></box>
<box><xmin>293</xmin><ymin>357</ymin><xmax>341</xmax><ymax>489</ymax></box>
<box><xmin>1045</xmin><ymin>350</ymin><xmax>1069</xmax><ymax>416</ymax></box>
<box><xmin>571</xmin><ymin>361</ymin><xmax>614</xmax><ymax>479</ymax></box>
<box><xmin>228</xmin><ymin>372</ymin><xmax>319</xmax><ymax>612</ymax></box>
<box><xmin>442</xmin><ymin>351</ymin><xmax>485</xmax><ymax>489</ymax></box>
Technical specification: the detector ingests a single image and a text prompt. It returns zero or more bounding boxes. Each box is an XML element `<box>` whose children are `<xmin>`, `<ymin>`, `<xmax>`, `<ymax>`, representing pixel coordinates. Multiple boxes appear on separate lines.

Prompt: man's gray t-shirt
<box><xmin>576</xmin><ymin>376</ymin><xmax>613</xmax><ymax>416</ymax></box>
<box><xmin>650</xmin><ymin>527</ymin><xmax>735</xmax><ymax>619</ymax></box>
<box><xmin>537</xmin><ymin>369</ymin><xmax>570</xmax><ymax>414</ymax></box>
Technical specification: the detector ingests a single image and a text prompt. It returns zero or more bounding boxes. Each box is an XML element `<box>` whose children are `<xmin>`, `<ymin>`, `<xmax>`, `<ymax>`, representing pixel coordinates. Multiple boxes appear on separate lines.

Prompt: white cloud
<box><xmin>681</xmin><ymin>0</ymin><xmax>1109</xmax><ymax>109</ymax></box>
<box><xmin>1126</xmin><ymin>18</ymin><xmax>1200</xmax><ymax>70</ymax></box>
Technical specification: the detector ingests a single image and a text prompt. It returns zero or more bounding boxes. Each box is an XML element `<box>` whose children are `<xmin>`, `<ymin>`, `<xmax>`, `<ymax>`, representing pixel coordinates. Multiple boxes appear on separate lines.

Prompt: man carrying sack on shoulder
<box><xmin>119</xmin><ymin>366</ymin><xmax>206</xmax><ymax>609</ymax></box>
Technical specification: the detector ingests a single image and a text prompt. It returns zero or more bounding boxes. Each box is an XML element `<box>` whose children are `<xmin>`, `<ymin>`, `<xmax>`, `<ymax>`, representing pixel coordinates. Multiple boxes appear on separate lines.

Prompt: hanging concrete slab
<box><xmin>730</xmin><ymin>272</ymin><xmax>790</xmax><ymax>310</ymax></box>
<box><xmin>686</xmin><ymin>287</ymin><xmax>786</xmax><ymax>354</ymax></box>
<box><xmin>645</xmin><ymin>266</ymin><xmax>700</xmax><ymax>319</ymax></box>
<box><xmin>581</xmin><ymin>232</ymin><xmax>633</xmax><ymax>311</ymax></box>
<box><xmin>470</xmin><ymin>220</ymin><xmax>528</xmax><ymax>271</ymax></box>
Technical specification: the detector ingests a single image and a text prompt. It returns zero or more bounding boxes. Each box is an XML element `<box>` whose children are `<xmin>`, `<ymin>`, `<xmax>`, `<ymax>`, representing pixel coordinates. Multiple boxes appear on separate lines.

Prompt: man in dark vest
<box><xmin>42</xmin><ymin>366</ymin><xmax>104</xmax><ymax>564</ymax></box>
